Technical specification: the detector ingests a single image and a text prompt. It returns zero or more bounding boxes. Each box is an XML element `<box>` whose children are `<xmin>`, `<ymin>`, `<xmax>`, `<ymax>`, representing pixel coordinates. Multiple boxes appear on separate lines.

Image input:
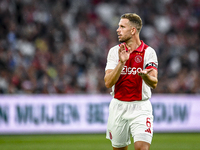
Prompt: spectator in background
<box><xmin>0</xmin><ymin>0</ymin><xmax>199</xmax><ymax>94</ymax></box>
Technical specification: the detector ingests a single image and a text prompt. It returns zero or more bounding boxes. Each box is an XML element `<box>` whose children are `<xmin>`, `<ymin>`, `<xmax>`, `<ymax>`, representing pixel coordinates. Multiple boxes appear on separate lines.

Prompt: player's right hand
<box><xmin>118</xmin><ymin>43</ymin><xmax>130</xmax><ymax>64</ymax></box>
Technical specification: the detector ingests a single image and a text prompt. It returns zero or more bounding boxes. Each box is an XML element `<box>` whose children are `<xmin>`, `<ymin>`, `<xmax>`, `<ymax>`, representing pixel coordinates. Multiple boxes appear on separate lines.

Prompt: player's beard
<box><xmin>118</xmin><ymin>35</ymin><xmax>132</xmax><ymax>43</ymax></box>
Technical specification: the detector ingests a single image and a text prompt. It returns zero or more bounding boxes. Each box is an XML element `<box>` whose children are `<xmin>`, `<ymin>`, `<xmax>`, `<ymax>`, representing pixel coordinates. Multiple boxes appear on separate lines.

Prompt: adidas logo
<box><xmin>145</xmin><ymin>128</ymin><xmax>151</xmax><ymax>134</ymax></box>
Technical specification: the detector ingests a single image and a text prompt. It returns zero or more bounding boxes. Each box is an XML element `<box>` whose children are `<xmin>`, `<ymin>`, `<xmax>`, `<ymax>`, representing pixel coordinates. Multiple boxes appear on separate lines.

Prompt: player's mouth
<box><xmin>118</xmin><ymin>35</ymin><xmax>122</xmax><ymax>38</ymax></box>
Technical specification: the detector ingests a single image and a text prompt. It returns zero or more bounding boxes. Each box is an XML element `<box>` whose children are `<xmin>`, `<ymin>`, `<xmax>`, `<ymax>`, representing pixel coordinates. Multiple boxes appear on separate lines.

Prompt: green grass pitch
<box><xmin>0</xmin><ymin>133</ymin><xmax>200</xmax><ymax>150</ymax></box>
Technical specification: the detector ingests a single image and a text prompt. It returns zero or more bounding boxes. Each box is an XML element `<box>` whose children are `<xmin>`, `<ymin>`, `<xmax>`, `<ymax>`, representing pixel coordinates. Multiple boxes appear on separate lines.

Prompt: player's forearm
<box><xmin>104</xmin><ymin>62</ymin><xmax>125</xmax><ymax>88</ymax></box>
<box><xmin>142</xmin><ymin>75</ymin><xmax>158</xmax><ymax>89</ymax></box>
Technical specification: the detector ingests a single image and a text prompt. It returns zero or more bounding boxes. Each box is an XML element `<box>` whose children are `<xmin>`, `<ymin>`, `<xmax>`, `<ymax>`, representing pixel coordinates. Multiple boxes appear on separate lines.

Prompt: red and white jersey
<box><xmin>105</xmin><ymin>41</ymin><xmax>158</xmax><ymax>101</ymax></box>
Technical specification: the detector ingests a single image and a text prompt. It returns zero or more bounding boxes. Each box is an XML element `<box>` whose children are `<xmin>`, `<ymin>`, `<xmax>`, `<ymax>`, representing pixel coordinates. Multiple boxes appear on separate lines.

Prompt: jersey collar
<box><xmin>119</xmin><ymin>40</ymin><xmax>145</xmax><ymax>53</ymax></box>
<box><xmin>134</xmin><ymin>40</ymin><xmax>144</xmax><ymax>52</ymax></box>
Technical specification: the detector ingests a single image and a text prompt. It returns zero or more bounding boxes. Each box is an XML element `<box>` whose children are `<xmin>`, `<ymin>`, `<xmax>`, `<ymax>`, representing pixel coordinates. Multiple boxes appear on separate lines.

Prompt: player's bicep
<box><xmin>144</xmin><ymin>47</ymin><xmax>158</xmax><ymax>70</ymax></box>
<box><xmin>105</xmin><ymin>46</ymin><xmax>119</xmax><ymax>71</ymax></box>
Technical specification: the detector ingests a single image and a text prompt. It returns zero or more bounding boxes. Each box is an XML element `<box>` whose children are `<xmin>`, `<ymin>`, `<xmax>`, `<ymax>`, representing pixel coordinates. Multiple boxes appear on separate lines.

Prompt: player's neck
<box><xmin>126</xmin><ymin>38</ymin><xmax>141</xmax><ymax>52</ymax></box>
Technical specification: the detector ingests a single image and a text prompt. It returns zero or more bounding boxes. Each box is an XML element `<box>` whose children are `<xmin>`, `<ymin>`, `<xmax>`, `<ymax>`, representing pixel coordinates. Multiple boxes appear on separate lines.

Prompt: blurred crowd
<box><xmin>0</xmin><ymin>0</ymin><xmax>199</xmax><ymax>94</ymax></box>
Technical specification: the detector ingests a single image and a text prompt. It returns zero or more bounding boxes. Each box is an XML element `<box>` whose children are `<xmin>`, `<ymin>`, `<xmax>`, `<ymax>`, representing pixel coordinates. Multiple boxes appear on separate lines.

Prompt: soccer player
<box><xmin>104</xmin><ymin>13</ymin><xmax>158</xmax><ymax>150</ymax></box>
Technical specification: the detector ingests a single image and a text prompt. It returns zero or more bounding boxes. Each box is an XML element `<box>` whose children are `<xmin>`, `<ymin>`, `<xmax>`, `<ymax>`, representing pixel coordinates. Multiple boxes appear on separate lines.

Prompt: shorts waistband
<box><xmin>113</xmin><ymin>98</ymin><xmax>149</xmax><ymax>104</ymax></box>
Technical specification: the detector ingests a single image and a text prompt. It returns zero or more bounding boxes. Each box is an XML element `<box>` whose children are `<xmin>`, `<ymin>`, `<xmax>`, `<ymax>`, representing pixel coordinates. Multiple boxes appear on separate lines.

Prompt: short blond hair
<box><xmin>121</xmin><ymin>13</ymin><xmax>143</xmax><ymax>33</ymax></box>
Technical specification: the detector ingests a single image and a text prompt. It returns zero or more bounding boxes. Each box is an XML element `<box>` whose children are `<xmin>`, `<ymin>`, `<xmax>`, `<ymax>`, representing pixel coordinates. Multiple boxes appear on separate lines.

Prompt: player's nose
<box><xmin>116</xmin><ymin>27</ymin><xmax>120</xmax><ymax>33</ymax></box>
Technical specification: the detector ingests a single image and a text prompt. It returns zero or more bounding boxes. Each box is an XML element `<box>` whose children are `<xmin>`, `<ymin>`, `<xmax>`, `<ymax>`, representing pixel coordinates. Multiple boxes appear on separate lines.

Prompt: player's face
<box><xmin>116</xmin><ymin>18</ymin><xmax>132</xmax><ymax>43</ymax></box>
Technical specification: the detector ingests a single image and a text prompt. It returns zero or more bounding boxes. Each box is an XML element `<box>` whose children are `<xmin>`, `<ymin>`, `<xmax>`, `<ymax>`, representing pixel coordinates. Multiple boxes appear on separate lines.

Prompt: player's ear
<box><xmin>131</xmin><ymin>27</ymin><xmax>136</xmax><ymax>35</ymax></box>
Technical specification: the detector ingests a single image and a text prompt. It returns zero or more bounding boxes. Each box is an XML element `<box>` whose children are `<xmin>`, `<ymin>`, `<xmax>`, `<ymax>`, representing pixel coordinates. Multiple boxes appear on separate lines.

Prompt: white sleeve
<box><xmin>144</xmin><ymin>47</ymin><xmax>158</xmax><ymax>69</ymax></box>
<box><xmin>105</xmin><ymin>45</ymin><xmax>119</xmax><ymax>71</ymax></box>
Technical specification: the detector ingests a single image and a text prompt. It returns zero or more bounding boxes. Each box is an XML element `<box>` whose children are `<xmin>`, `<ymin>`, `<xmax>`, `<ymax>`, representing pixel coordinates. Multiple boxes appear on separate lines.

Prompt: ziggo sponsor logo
<box><xmin>121</xmin><ymin>66</ymin><xmax>142</xmax><ymax>75</ymax></box>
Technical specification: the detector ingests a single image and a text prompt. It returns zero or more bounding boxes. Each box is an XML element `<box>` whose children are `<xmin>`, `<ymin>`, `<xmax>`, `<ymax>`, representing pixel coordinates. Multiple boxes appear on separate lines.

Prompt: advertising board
<box><xmin>0</xmin><ymin>94</ymin><xmax>199</xmax><ymax>134</ymax></box>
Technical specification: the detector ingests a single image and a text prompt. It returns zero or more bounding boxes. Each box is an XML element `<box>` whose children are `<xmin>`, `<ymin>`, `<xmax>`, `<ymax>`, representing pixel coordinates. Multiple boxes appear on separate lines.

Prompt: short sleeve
<box><xmin>105</xmin><ymin>45</ymin><xmax>119</xmax><ymax>71</ymax></box>
<box><xmin>144</xmin><ymin>47</ymin><xmax>158</xmax><ymax>70</ymax></box>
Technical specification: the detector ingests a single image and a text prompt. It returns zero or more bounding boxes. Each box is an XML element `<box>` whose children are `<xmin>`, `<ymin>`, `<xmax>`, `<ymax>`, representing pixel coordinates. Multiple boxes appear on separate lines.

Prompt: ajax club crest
<box><xmin>135</xmin><ymin>55</ymin><xmax>142</xmax><ymax>63</ymax></box>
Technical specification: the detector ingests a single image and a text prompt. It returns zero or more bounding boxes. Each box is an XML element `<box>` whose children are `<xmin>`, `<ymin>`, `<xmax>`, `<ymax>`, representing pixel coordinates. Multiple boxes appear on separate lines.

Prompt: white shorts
<box><xmin>106</xmin><ymin>98</ymin><xmax>153</xmax><ymax>148</ymax></box>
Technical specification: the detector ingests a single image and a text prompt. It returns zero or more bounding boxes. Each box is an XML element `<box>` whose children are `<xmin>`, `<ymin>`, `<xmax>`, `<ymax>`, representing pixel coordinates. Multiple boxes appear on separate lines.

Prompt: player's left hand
<box><xmin>138</xmin><ymin>68</ymin><xmax>153</xmax><ymax>76</ymax></box>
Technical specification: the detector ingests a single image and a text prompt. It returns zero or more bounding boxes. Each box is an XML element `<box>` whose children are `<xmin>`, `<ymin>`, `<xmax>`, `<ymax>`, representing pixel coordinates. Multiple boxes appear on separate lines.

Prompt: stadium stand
<box><xmin>0</xmin><ymin>0</ymin><xmax>199</xmax><ymax>94</ymax></box>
